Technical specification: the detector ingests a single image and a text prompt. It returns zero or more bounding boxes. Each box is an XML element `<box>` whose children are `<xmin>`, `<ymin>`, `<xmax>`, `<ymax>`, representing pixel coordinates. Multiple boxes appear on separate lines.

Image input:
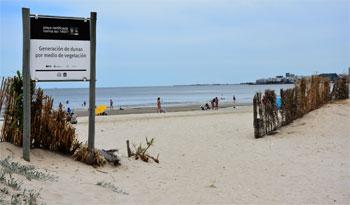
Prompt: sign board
<box><xmin>30</xmin><ymin>16</ymin><xmax>90</xmax><ymax>81</ymax></box>
<box><xmin>22</xmin><ymin>8</ymin><xmax>96</xmax><ymax>161</ymax></box>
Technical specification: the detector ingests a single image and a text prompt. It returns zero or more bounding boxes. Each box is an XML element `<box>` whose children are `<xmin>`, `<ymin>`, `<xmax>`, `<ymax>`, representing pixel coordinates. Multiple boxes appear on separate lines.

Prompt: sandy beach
<box><xmin>0</xmin><ymin>100</ymin><xmax>349</xmax><ymax>204</ymax></box>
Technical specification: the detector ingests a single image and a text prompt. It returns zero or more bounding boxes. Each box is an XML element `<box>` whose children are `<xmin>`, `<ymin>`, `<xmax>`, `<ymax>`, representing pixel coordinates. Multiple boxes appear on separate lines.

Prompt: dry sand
<box><xmin>0</xmin><ymin>100</ymin><xmax>349</xmax><ymax>204</ymax></box>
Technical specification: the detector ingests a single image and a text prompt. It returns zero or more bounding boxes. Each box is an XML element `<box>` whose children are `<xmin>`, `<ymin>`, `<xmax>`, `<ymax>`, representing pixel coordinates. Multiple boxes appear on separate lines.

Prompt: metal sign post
<box><xmin>22</xmin><ymin>8</ymin><xmax>96</xmax><ymax>161</ymax></box>
<box><xmin>88</xmin><ymin>12</ymin><xmax>96</xmax><ymax>152</ymax></box>
<box><xmin>22</xmin><ymin>8</ymin><xmax>31</xmax><ymax>161</ymax></box>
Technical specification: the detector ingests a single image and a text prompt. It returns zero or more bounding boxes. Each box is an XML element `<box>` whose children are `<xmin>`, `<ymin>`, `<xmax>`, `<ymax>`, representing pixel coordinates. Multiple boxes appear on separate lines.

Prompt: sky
<box><xmin>0</xmin><ymin>0</ymin><xmax>349</xmax><ymax>88</ymax></box>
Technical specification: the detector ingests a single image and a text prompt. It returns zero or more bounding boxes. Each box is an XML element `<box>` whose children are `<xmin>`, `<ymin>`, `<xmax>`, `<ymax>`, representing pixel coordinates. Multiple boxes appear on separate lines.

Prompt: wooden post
<box><xmin>22</xmin><ymin>7</ymin><xmax>31</xmax><ymax>161</ymax></box>
<box><xmin>126</xmin><ymin>140</ymin><xmax>132</xmax><ymax>157</ymax></box>
<box><xmin>253</xmin><ymin>94</ymin><xmax>258</xmax><ymax>138</ymax></box>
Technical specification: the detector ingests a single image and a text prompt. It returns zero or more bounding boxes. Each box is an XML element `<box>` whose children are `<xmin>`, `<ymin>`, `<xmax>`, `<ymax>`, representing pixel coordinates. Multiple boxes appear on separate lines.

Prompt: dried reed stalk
<box><xmin>1</xmin><ymin>72</ymin><xmax>78</xmax><ymax>155</ymax></box>
<box><xmin>1</xmin><ymin>72</ymin><xmax>118</xmax><ymax>167</ymax></box>
<box><xmin>331</xmin><ymin>76</ymin><xmax>349</xmax><ymax>100</ymax></box>
<box><xmin>0</xmin><ymin>77</ymin><xmax>10</xmax><ymax>115</ymax></box>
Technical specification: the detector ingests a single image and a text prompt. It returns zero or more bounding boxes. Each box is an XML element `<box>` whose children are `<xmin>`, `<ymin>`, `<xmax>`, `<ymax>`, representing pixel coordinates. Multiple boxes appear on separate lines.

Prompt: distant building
<box><xmin>275</xmin><ymin>76</ymin><xmax>284</xmax><ymax>83</ymax></box>
<box><xmin>286</xmin><ymin>73</ymin><xmax>295</xmax><ymax>78</ymax></box>
<box><xmin>256</xmin><ymin>78</ymin><xmax>267</xmax><ymax>84</ymax></box>
<box><xmin>318</xmin><ymin>73</ymin><xmax>338</xmax><ymax>82</ymax></box>
<box><xmin>256</xmin><ymin>73</ymin><xmax>297</xmax><ymax>84</ymax></box>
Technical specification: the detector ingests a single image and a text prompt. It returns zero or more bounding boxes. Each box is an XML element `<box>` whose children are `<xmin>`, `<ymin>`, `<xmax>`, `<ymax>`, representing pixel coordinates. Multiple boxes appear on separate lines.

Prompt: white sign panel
<box><xmin>30</xmin><ymin>17</ymin><xmax>90</xmax><ymax>81</ymax></box>
<box><xmin>30</xmin><ymin>40</ymin><xmax>90</xmax><ymax>81</ymax></box>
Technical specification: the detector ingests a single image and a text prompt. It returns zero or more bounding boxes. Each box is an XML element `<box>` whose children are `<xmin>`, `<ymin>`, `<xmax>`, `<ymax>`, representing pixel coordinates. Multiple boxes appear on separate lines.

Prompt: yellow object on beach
<box><xmin>95</xmin><ymin>105</ymin><xmax>107</xmax><ymax>115</ymax></box>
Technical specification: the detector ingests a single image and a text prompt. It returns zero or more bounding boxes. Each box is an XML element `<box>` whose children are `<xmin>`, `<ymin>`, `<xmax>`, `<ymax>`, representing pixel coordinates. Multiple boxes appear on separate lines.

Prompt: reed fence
<box><xmin>0</xmin><ymin>72</ymin><xmax>79</xmax><ymax>154</ymax></box>
<box><xmin>253</xmin><ymin>75</ymin><xmax>349</xmax><ymax>138</ymax></box>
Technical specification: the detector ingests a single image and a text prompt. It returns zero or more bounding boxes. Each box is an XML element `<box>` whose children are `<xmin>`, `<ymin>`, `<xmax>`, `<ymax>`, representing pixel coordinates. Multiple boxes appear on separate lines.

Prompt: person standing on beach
<box><xmin>110</xmin><ymin>99</ymin><xmax>113</xmax><ymax>110</ymax></box>
<box><xmin>157</xmin><ymin>97</ymin><xmax>161</xmax><ymax>113</ymax></box>
<box><xmin>211</xmin><ymin>98</ymin><xmax>215</xmax><ymax>110</ymax></box>
<box><xmin>215</xmin><ymin>97</ymin><xmax>219</xmax><ymax>110</ymax></box>
<box><xmin>83</xmin><ymin>101</ymin><xmax>86</xmax><ymax>107</ymax></box>
<box><xmin>233</xmin><ymin>95</ymin><xmax>236</xmax><ymax>108</ymax></box>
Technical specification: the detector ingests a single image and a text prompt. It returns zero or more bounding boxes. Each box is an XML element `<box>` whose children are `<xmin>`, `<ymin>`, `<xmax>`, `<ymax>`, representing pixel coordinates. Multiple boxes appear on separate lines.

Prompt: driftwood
<box><xmin>99</xmin><ymin>149</ymin><xmax>120</xmax><ymax>166</ymax></box>
<box><xmin>73</xmin><ymin>144</ymin><xmax>106</xmax><ymax>166</ymax></box>
<box><xmin>126</xmin><ymin>138</ymin><xmax>159</xmax><ymax>163</ymax></box>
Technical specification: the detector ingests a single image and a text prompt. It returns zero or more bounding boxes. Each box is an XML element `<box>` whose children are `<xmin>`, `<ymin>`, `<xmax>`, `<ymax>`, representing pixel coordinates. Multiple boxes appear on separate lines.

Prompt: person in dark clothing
<box><xmin>233</xmin><ymin>95</ymin><xmax>236</xmax><ymax>108</ymax></box>
<box><xmin>211</xmin><ymin>98</ymin><xmax>215</xmax><ymax>110</ymax></box>
<box><xmin>205</xmin><ymin>103</ymin><xmax>210</xmax><ymax>110</ymax></box>
<box><xmin>109</xmin><ymin>99</ymin><xmax>113</xmax><ymax>109</ymax></box>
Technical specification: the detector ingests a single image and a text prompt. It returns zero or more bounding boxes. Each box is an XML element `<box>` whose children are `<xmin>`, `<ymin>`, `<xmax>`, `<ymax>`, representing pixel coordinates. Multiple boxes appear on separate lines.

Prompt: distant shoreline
<box><xmin>74</xmin><ymin>102</ymin><xmax>251</xmax><ymax>117</ymax></box>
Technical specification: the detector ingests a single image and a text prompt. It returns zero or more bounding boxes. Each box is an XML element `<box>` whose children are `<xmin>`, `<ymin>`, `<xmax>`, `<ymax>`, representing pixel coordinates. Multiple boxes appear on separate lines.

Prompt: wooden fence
<box><xmin>253</xmin><ymin>75</ymin><xmax>349</xmax><ymax>138</ymax></box>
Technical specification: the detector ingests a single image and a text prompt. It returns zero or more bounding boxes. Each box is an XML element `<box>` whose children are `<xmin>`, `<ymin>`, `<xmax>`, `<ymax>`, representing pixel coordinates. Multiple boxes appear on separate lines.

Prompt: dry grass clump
<box><xmin>127</xmin><ymin>137</ymin><xmax>159</xmax><ymax>163</ymax></box>
<box><xmin>31</xmin><ymin>92</ymin><xmax>78</xmax><ymax>154</ymax></box>
<box><xmin>73</xmin><ymin>144</ymin><xmax>106</xmax><ymax>166</ymax></box>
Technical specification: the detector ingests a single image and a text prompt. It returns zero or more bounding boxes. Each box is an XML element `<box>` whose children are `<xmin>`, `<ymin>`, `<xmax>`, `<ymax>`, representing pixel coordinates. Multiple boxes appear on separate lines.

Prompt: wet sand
<box><xmin>74</xmin><ymin>102</ymin><xmax>247</xmax><ymax>116</ymax></box>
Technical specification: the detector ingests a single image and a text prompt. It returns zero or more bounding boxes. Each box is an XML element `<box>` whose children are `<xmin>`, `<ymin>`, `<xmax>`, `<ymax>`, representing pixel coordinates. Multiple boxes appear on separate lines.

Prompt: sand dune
<box><xmin>0</xmin><ymin>101</ymin><xmax>349</xmax><ymax>204</ymax></box>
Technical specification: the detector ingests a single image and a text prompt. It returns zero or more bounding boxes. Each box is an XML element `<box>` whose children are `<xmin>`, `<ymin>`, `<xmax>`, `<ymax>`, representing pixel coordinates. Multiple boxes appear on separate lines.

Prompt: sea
<box><xmin>43</xmin><ymin>84</ymin><xmax>294</xmax><ymax>109</ymax></box>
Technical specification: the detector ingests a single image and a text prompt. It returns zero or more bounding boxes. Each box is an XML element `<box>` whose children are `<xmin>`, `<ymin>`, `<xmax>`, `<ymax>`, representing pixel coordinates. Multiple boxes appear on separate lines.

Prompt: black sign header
<box><xmin>30</xmin><ymin>17</ymin><xmax>90</xmax><ymax>40</ymax></box>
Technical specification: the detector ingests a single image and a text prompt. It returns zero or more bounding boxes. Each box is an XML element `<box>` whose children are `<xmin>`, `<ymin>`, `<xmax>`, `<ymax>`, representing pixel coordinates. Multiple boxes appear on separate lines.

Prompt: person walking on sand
<box><xmin>157</xmin><ymin>97</ymin><xmax>165</xmax><ymax>113</ymax></box>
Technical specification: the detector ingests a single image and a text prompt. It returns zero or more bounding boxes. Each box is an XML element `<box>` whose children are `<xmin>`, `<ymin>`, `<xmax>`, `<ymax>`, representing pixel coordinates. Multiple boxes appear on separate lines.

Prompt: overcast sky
<box><xmin>0</xmin><ymin>0</ymin><xmax>349</xmax><ymax>88</ymax></box>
